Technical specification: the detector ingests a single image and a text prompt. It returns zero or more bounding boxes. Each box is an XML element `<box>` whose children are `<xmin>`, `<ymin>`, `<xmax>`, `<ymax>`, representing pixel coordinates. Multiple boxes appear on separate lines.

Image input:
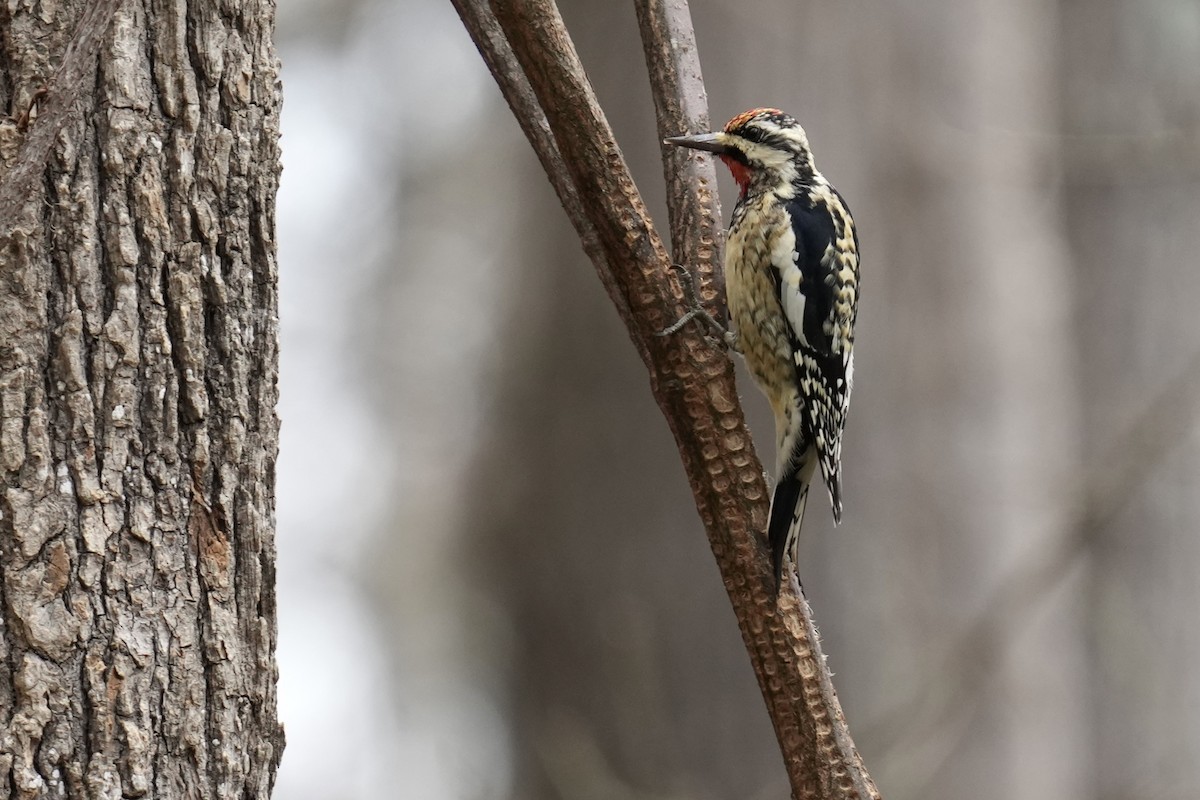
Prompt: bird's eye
<box><xmin>737</xmin><ymin>125</ymin><xmax>768</xmax><ymax>145</ymax></box>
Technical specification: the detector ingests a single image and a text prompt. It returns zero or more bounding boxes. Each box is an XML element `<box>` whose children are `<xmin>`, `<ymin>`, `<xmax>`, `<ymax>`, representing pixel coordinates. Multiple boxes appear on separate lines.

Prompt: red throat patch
<box><xmin>720</xmin><ymin>154</ymin><xmax>752</xmax><ymax>196</ymax></box>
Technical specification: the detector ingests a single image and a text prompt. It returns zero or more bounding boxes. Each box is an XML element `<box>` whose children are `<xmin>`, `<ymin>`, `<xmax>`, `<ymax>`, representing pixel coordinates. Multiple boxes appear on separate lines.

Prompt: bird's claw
<box><xmin>657</xmin><ymin>264</ymin><xmax>739</xmax><ymax>350</ymax></box>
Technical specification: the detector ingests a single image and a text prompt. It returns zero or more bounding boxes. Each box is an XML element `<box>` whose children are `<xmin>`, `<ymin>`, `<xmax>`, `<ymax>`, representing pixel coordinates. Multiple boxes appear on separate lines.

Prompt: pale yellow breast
<box><xmin>725</xmin><ymin>196</ymin><xmax>797</xmax><ymax>418</ymax></box>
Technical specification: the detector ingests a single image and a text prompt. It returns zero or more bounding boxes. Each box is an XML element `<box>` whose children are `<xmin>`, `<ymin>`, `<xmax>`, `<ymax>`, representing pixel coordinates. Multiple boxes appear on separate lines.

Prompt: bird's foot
<box><xmin>657</xmin><ymin>264</ymin><xmax>739</xmax><ymax>351</ymax></box>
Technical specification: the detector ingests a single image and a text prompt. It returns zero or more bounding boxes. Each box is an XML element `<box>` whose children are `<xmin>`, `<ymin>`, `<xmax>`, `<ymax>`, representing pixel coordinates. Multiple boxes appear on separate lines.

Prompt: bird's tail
<box><xmin>815</xmin><ymin>438</ymin><xmax>844</xmax><ymax>524</ymax></box>
<box><xmin>826</xmin><ymin>470</ymin><xmax>843</xmax><ymax>524</ymax></box>
<box><xmin>768</xmin><ymin>472</ymin><xmax>810</xmax><ymax>592</ymax></box>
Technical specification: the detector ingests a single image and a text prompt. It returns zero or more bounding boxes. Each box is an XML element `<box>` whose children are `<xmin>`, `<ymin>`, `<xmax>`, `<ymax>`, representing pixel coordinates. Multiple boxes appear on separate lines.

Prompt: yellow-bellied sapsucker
<box><xmin>666</xmin><ymin>108</ymin><xmax>860</xmax><ymax>591</ymax></box>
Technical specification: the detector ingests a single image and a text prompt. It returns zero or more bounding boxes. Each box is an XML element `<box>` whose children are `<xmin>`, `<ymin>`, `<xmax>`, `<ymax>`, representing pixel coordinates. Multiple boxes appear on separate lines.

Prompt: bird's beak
<box><xmin>664</xmin><ymin>132</ymin><xmax>729</xmax><ymax>155</ymax></box>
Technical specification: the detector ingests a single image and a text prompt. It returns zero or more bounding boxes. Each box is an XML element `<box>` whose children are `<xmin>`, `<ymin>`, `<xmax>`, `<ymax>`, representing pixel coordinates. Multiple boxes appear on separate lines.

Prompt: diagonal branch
<box><xmin>453</xmin><ymin>1</ymin><xmax>880</xmax><ymax>797</ymax></box>
<box><xmin>633</xmin><ymin>3</ymin><xmax>876</xmax><ymax>797</ymax></box>
<box><xmin>448</xmin><ymin>0</ymin><xmax>640</xmax><ymax>357</ymax></box>
<box><xmin>483</xmin><ymin>0</ymin><xmax>678</xmax><ymax>355</ymax></box>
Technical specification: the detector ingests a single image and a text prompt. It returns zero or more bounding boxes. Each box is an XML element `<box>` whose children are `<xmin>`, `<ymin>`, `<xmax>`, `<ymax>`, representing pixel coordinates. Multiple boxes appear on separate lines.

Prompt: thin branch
<box><xmin>483</xmin><ymin>0</ymin><xmax>678</xmax><ymax>354</ymax></box>
<box><xmin>634</xmin><ymin>0</ymin><xmax>725</xmax><ymax>305</ymax></box>
<box><xmin>635</xmin><ymin>3</ymin><xmax>877</xmax><ymax>798</ymax></box>
<box><xmin>0</xmin><ymin>0</ymin><xmax>125</xmax><ymax>238</ymax></box>
<box><xmin>455</xmin><ymin>1</ymin><xmax>879</xmax><ymax>797</ymax></box>
<box><xmin>447</xmin><ymin>0</ymin><xmax>639</xmax><ymax>352</ymax></box>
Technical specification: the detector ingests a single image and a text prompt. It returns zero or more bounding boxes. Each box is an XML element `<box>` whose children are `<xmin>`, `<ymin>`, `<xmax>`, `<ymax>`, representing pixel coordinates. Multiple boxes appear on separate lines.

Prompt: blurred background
<box><xmin>272</xmin><ymin>1</ymin><xmax>1200</xmax><ymax>798</ymax></box>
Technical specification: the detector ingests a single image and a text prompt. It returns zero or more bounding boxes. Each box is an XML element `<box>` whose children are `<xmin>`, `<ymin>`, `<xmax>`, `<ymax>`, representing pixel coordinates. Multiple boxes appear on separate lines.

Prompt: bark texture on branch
<box><xmin>447</xmin><ymin>0</ymin><xmax>637</xmax><ymax>343</ymax></box>
<box><xmin>457</xmin><ymin>1</ymin><xmax>879</xmax><ymax>797</ymax></box>
<box><xmin>0</xmin><ymin>1</ymin><xmax>283</xmax><ymax>797</ymax></box>
<box><xmin>634</xmin><ymin>0</ymin><xmax>725</xmax><ymax>305</ymax></box>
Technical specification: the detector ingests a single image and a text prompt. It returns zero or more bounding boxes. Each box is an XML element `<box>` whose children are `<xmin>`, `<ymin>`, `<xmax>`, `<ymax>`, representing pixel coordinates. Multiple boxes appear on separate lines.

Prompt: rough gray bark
<box><xmin>0</xmin><ymin>1</ymin><xmax>284</xmax><ymax>798</ymax></box>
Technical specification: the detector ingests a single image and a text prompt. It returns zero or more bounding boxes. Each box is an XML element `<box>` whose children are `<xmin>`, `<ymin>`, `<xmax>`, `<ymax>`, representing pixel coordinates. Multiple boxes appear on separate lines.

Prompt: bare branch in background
<box><xmin>452</xmin><ymin>0</ymin><xmax>879</xmax><ymax>796</ymax></box>
<box><xmin>0</xmin><ymin>0</ymin><xmax>125</xmax><ymax>238</ymax></box>
<box><xmin>872</xmin><ymin>343</ymin><xmax>1200</xmax><ymax>788</ymax></box>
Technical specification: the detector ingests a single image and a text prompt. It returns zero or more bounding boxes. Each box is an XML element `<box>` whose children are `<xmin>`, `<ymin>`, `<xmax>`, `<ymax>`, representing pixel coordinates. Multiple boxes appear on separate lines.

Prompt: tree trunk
<box><xmin>0</xmin><ymin>1</ymin><xmax>284</xmax><ymax>798</ymax></box>
<box><xmin>1062</xmin><ymin>1</ymin><xmax>1200</xmax><ymax>796</ymax></box>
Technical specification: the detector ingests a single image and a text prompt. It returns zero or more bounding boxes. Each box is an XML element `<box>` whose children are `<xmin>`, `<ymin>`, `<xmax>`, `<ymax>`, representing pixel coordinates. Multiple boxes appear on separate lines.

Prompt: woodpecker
<box><xmin>665</xmin><ymin>108</ymin><xmax>859</xmax><ymax>591</ymax></box>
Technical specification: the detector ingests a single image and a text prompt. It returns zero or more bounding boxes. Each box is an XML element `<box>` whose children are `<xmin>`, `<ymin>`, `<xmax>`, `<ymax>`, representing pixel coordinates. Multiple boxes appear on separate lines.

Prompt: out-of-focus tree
<box><xmin>1063</xmin><ymin>1</ymin><xmax>1200</xmax><ymax>797</ymax></box>
<box><xmin>0</xmin><ymin>2</ymin><xmax>283</xmax><ymax>797</ymax></box>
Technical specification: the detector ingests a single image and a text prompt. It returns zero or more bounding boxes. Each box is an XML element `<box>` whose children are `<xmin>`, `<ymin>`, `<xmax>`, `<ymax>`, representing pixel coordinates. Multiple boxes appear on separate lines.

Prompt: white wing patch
<box><xmin>770</xmin><ymin>224</ymin><xmax>808</xmax><ymax>348</ymax></box>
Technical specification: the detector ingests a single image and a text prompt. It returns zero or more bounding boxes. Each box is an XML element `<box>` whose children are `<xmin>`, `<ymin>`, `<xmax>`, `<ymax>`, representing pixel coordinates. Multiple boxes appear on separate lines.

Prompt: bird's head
<box><xmin>665</xmin><ymin>108</ymin><xmax>814</xmax><ymax>197</ymax></box>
